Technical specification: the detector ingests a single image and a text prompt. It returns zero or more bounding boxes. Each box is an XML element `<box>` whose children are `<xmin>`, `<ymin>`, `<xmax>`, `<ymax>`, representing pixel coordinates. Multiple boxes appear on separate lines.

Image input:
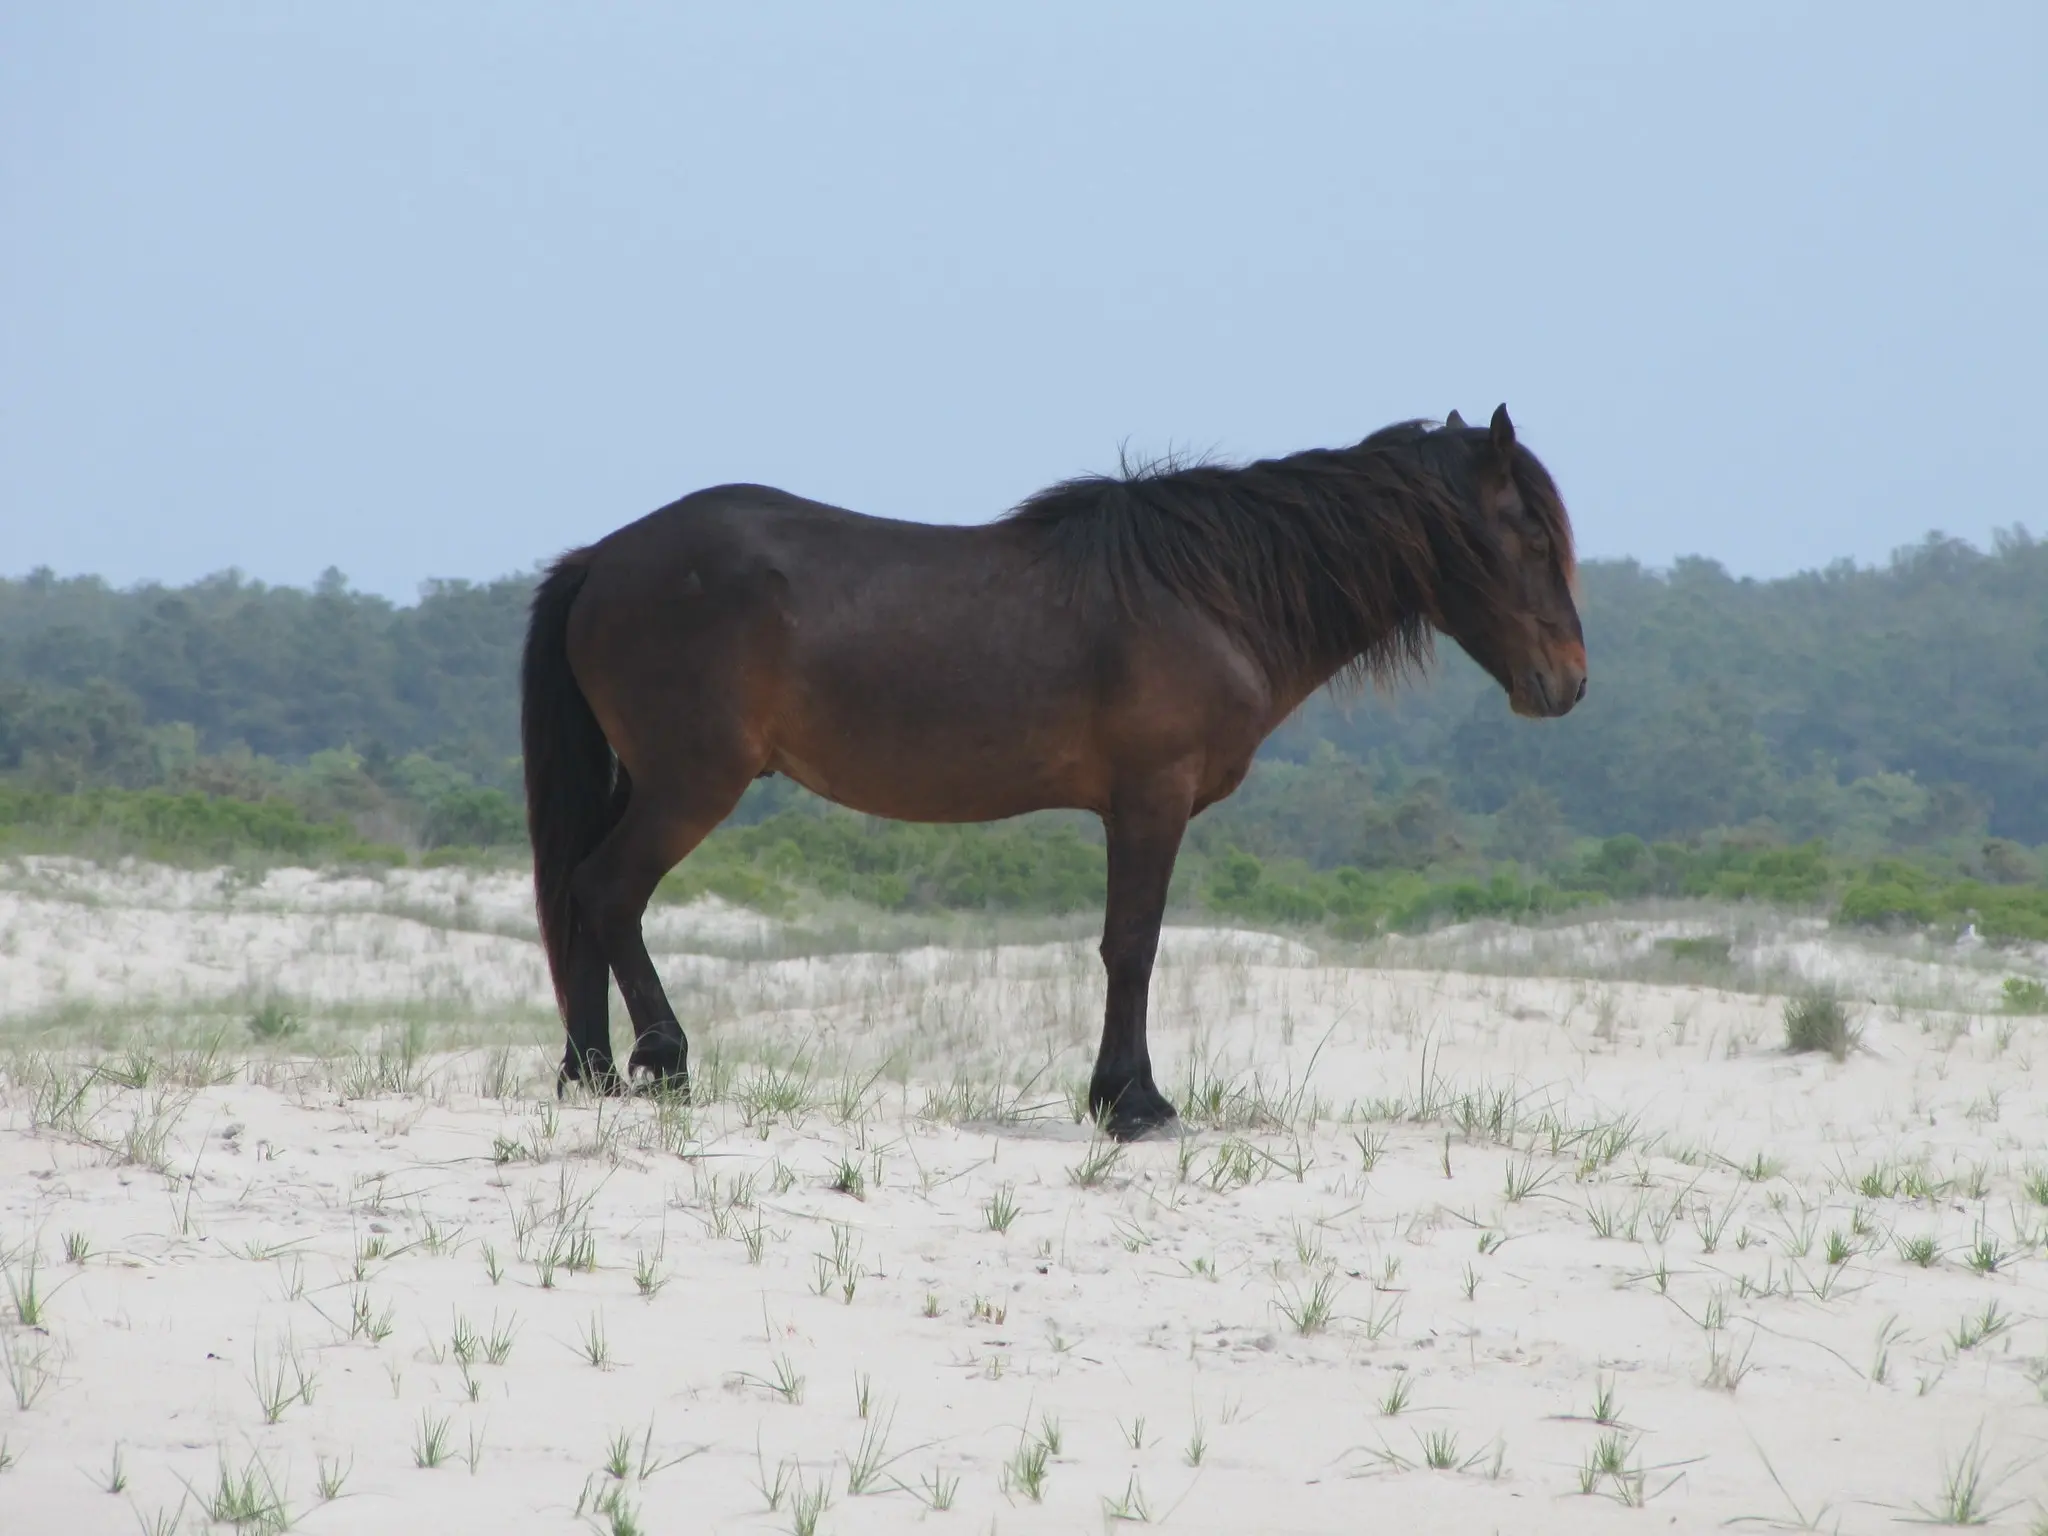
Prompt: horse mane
<box><xmin>1003</xmin><ymin>420</ymin><xmax>1575</xmax><ymax>691</ymax></box>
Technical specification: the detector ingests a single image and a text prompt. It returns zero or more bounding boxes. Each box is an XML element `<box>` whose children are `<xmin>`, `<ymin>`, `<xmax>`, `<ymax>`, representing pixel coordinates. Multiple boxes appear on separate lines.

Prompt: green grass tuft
<box><xmin>1783</xmin><ymin>987</ymin><xmax>1859</xmax><ymax>1060</ymax></box>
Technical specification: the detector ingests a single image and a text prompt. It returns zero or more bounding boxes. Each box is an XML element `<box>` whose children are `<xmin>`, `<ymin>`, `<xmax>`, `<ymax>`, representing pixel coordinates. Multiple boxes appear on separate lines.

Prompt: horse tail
<box><xmin>521</xmin><ymin>553</ymin><xmax>622</xmax><ymax>1013</ymax></box>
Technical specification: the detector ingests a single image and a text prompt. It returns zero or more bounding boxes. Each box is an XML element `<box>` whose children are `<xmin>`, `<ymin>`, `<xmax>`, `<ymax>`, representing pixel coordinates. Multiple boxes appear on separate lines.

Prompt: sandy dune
<box><xmin>4</xmin><ymin>861</ymin><xmax>2048</xmax><ymax>1532</ymax></box>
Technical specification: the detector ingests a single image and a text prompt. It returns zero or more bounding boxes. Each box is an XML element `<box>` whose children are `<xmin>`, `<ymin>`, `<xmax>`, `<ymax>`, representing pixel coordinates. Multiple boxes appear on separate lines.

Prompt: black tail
<box><xmin>522</xmin><ymin>554</ymin><xmax>623</xmax><ymax>1014</ymax></box>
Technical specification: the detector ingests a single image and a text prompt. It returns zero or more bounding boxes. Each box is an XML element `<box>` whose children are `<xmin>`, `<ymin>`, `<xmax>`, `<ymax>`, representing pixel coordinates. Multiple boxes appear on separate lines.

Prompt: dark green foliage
<box><xmin>1485</xmin><ymin>785</ymin><xmax>1572</xmax><ymax>867</ymax></box>
<box><xmin>1184</xmin><ymin>749</ymin><xmax>1465</xmax><ymax>872</ymax></box>
<box><xmin>8</xmin><ymin>531</ymin><xmax>2048</xmax><ymax>844</ymax></box>
<box><xmin>1836</xmin><ymin>862</ymin><xmax>2048</xmax><ymax>942</ymax></box>
<box><xmin>1</xmin><ymin>775</ymin><xmax>2040</xmax><ymax>944</ymax></box>
<box><xmin>1268</xmin><ymin>532</ymin><xmax>2048</xmax><ymax>844</ymax></box>
<box><xmin>419</xmin><ymin>787</ymin><xmax>526</xmax><ymax>850</ymax></box>
<box><xmin>657</xmin><ymin>810</ymin><xmax>1107</xmax><ymax>915</ymax></box>
<box><xmin>1201</xmin><ymin>850</ymin><xmax>1594</xmax><ymax>936</ymax></box>
<box><xmin>0</xmin><ymin>786</ymin><xmax>401</xmax><ymax>863</ymax></box>
<box><xmin>0</xmin><ymin>567</ymin><xmax>526</xmax><ymax>782</ymax></box>
<box><xmin>0</xmin><ymin>678</ymin><xmax>167</xmax><ymax>789</ymax></box>
<box><xmin>1534</xmin><ymin>834</ymin><xmax>1837</xmax><ymax>906</ymax></box>
<box><xmin>1657</xmin><ymin>936</ymin><xmax>1731</xmax><ymax>965</ymax></box>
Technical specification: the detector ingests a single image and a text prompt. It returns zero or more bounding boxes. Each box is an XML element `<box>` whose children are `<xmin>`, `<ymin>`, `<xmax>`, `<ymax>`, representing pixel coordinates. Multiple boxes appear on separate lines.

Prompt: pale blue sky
<box><xmin>4</xmin><ymin>4</ymin><xmax>2043</xmax><ymax>598</ymax></box>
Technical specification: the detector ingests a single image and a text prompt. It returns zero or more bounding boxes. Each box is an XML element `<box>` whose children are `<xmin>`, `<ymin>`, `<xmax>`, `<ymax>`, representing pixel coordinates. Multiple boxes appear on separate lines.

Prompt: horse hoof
<box><xmin>628</xmin><ymin>1025</ymin><xmax>689</xmax><ymax>1098</ymax></box>
<box><xmin>1092</xmin><ymin>1082</ymin><xmax>1180</xmax><ymax>1143</ymax></box>
<box><xmin>628</xmin><ymin>1060</ymin><xmax>692</xmax><ymax>1101</ymax></box>
<box><xmin>559</xmin><ymin>1056</ymin><xmax>623</xmax><ymax>1098</ymax></box>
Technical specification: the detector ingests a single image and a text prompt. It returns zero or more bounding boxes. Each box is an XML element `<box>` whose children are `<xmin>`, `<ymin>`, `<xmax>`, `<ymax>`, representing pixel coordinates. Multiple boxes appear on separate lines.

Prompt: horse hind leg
<box><xmin>556</xmin><ymin>923</ymin><xmax>619</xmax><ymax>1091</ymax></box>
<box><xmin>557</xmin><ymin>772</ymin><xmax>632</xmax><ymax>1095</ymax></box>
<box><xmin>568</xmin><ymin>769</ymin><xmax>750</xmax><ymax>1094</ymax></box>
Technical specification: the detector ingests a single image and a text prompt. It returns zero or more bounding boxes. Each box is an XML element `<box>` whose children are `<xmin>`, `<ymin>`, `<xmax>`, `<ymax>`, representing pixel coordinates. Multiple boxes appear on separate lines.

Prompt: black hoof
<box><xmin>628</xmin><ymin>1022</ymin><xmax>691</xmax><ymax>1099</ymax></box>
<box><xmin>1090</xmin><ymin>1078</ymin><xmax>1180</xmax><ymax>1142</ymax></box>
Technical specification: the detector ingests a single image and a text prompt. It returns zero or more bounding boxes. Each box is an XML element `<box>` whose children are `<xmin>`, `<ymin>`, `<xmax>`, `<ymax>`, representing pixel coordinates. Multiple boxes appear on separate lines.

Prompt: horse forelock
<box><xmin>1507</xmin><ymin>444</ymin><xmax>1578</xmax><ymax>587</ymax></box>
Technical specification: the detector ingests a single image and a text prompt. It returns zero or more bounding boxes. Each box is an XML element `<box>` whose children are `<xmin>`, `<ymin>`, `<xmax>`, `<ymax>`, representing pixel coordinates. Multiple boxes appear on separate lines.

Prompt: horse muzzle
<box><xmin>1512</xmin><ymin>664</ymin><xmax>1587</xmax><ymax>719</ymax></box>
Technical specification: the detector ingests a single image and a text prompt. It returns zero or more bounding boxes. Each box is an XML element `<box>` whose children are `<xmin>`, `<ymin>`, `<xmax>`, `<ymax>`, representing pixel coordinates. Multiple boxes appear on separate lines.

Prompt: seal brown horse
<box><xmin>522</xmin><ymin>405</ymin><xmax>1584</xmax><ymax>1138</ymax></box>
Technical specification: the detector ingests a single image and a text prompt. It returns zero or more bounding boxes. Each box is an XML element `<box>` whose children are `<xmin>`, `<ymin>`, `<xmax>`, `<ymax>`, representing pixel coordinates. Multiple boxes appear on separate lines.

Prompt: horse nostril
<box><xmin>1574</xmin><ymin>676</ymin><xmax>1588</xmax><ymax>703</ymax></box>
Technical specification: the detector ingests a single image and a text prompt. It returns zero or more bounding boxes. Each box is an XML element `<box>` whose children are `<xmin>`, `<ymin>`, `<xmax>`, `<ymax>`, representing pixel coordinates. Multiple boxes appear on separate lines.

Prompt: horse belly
<box><xmin>771</xmin><ymin>650</ymin><xmax>1102</xmax><ymax>822</ymax></box>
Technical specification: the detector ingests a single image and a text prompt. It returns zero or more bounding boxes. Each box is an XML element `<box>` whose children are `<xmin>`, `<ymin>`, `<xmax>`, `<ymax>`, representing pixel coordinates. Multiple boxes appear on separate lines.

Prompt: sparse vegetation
<box><xmin>1783</xmin><ymin>987</ymin><xmax>1860</xmax><ymax>1060</ymax></box>
<box><xmin>192</xmin><ymin>1450</ymin><xmax>291</xmax><ymax>1532</ymax></box>
<box><xmin>413</xmin><ymin>1411</ymin><xmax>453</xmax><ymax>1469</ymax></box>
<box><xmin>1004</xmin><ymin>1435</ymin><xmax>1050</xmax><ymax>1502</ymax></box>
<box><xmin>576</xmin><ymin>1313</ymin><xmax>614</xmax><ymax>1370</ymax></box>
<box><xmin>1275</xmin><ymin>1273</ymin><xmax>1341</xmax><ymax>1336</ymax></box>
<box><xmin>1898</xmin><ymin>1232</ymin><xmax>1941</xmax><ymax>1268</ymax></box>
<box><xmin>983</xmin><ymin>1182</ymin><xmax>1020</xmax><ymax>1234</ymax></box>
<box><xmin>2</xmin><ymin>1331</ymin><xmax>59</xmax><ymax>1410</ymax></box>
<box><xmin>1591</xmin><ymin>1374</ymin><xmax>1621</xmax><ymax>1425</ymax></box>
<box><xmin>1911</xmin><ymin>1429</ymin><xmax>2013</xmax><ymax>1526</ymax></box>
<box><xmin>1068</xmin><ymin>1135</ymin><xmax>1125</xmax><ymax>1187</ymax></box>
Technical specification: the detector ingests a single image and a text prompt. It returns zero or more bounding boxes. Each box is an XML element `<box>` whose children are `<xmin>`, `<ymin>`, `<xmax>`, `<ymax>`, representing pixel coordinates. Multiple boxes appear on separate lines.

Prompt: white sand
<box><xmin>4</xmin><ymin>860</ymin><xmax>2048</xmax><ymax>1532</ymax></box>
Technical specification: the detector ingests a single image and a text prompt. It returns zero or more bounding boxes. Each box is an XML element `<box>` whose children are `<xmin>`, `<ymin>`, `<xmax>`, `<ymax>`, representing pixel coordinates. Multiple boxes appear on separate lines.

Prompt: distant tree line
<box><xmin>1262</xmin><ymin>529</ymin><xmax>2048</xmax><ymax>847</ymax></box>
<box><xmin>0</xmin><ymin>565</ymin><xmax>526</xmax><ymax>794</ymax></box>
<box><xmin>0</xmin><ymin>528</ymin><xmax>2043</xmax><ymax>932</ymax></box>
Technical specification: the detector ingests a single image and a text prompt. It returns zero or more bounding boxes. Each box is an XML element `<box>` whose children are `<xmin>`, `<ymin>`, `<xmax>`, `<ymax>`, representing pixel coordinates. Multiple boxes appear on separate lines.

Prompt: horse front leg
<box><xmin>1089</xmin><ymin>786</ymin><xmax>1191</xmax><ymax>1140</ymax></box>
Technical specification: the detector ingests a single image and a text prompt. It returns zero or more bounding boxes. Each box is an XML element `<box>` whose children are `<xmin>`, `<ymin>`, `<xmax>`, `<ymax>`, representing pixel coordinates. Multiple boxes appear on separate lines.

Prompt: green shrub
<box><xmin>656</xmin><ymin>810</ymin><xmax>1106</xmax><ymax>915</ymax></box>
<box><xmin>2003</xmin><ymin>977</ymin><xmax>2048</xmax><ymax>1015</ymax></box>
<box><xmin>1966</xmin><ymin>886</ymin><xmax>2048</xmax><ymax>942</ymax></box>
<box><xmin>420</xmin><ymin>787</ymin><xmax>524</xmax><ymax>849</ymax></box>
<box><xmin>1</xmin><ymin>778</ymin><xmax>2041</xmax><ymax>950</ymax></box>
<box><xmin>0</xmin><ymin>786</ymin><xmax>396</xmax><ymax>863</ymax></box>
<box><xmin>1658</xmin><ymin>936</ymin><xmax>1731</xmax><ymax>965</ymax></box>
<box><xmin>1836</xmin><ymin>881</ymin><xmax>1918</xmax><ymax>927</ymax></box>
<box><xmin>1695</xmin><ymin>842</ymin><xmax>1832</xmax><ymax>904</ymax></box>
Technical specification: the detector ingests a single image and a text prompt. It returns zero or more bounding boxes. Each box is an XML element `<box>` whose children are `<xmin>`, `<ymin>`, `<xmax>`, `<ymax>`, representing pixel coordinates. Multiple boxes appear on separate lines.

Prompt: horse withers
<box><xmin>522</xmin><ymin>404</ymin><xmax>1584</xmax><ymax>1139</ymax></box>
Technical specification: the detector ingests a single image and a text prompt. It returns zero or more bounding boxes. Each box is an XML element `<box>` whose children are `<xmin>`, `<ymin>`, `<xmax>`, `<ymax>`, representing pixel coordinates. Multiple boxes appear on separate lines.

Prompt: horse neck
<box><xmin>1261</xmin><ymin>612</ymin><xmax>1419</xmax><ymax>727</ymax></box>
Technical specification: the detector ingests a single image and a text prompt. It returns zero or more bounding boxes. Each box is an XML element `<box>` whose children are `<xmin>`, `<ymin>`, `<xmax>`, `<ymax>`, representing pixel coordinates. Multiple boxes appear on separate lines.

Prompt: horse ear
<box><xmin>1489</xmin><ymin>403</ymin><xmax>1516</xmax><ymax>461</ymax></box>
<box><xmin>1444</xmin><ymin>409</ymin><xmax>1467</xmax><ymax>430</ymax></box>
